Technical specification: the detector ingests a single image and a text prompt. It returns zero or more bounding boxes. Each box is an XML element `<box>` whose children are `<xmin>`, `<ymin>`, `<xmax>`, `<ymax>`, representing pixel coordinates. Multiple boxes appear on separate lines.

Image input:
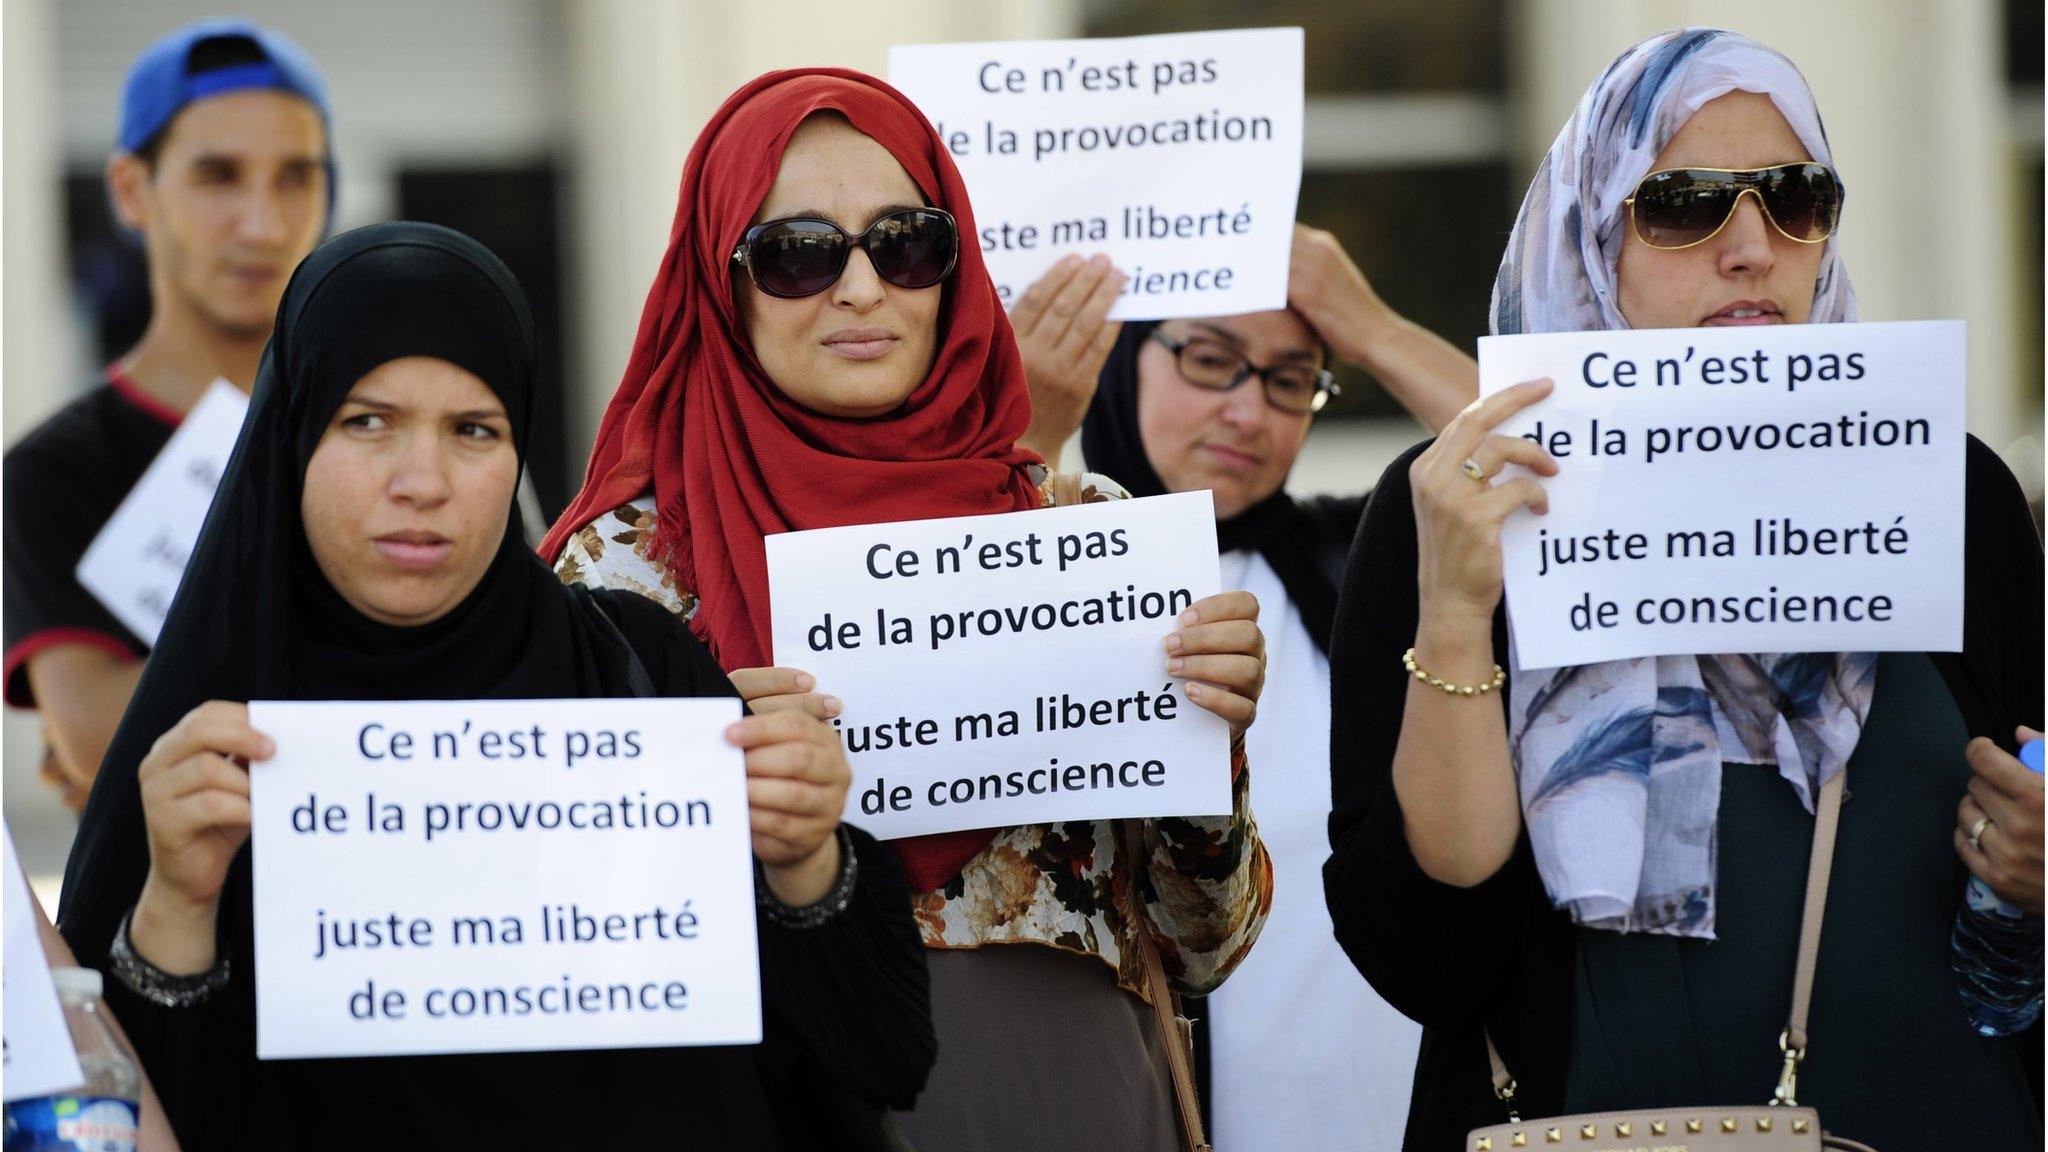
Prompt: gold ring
<box><xmin>1968</xmin><ymin>815</ymin><xmax>1992</xmax><ymax>853</ymax></box>
<box><xmin>1460</xmin><ymin>457</ymin><xmax>1488</xmax><ymax>482</ymax></box>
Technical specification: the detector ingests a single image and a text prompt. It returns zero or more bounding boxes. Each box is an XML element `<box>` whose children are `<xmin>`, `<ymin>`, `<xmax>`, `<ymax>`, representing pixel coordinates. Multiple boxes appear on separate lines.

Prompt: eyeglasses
<box><xmin>1624</xmin><ymin>162</ymin><xmax>1842</xmax><ymax>251</ymax></box>
<box><xmin>1149</xmin><ymin>329</ymin><xmax>1339</xmax><ymax>415</ymax></box>
<box><xmin>730</xmin><ymin>207</ymin><xmax>959</xmax><ymax>299</ymax></box>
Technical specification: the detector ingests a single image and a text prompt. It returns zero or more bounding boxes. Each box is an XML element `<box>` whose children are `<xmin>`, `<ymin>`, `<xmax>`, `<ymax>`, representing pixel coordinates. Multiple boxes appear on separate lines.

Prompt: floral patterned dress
<box><xmin>554</xmin><ymin>476</ymin><xmax>1273</xmax><ymax>1003</ymax></box>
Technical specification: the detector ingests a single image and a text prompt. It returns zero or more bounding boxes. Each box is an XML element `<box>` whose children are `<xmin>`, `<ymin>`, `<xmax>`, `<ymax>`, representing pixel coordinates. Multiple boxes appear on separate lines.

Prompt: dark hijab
<box><xmin>59</xmin><ymin>221</ymin><xmax>705</xmax><ymax>964</ymax></box>
<box><xmin>1081</xmin><ymin>320</ymin><xmax>1358</xmax><ymax>655</ymax></box>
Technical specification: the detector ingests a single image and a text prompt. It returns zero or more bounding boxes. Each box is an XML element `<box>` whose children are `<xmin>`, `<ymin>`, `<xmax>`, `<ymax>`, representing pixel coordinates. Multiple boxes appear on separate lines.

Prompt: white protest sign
<box><xmin>248</xmin><ymin>698</ymin><xmax>759</xmax><ymax>1060</ymax></box>
<box><xmin>3</xmin><ymin>825</ymin><xmax>83</xmax><ymax>1101</ymax></box>
<box><xmin>76</xmin><ymin>379</ymin><xmax>249</xmax><ymax>645</ymax></box>
<box><xmin>888</xmin><ymin>28</ymin><xmax>1303</xmax><ymax>320</ymax></box>
<box><xmin>767</xmin><ymin>491</ymin><xmax>1232</xmax><ymax>840</ymax></box>
<box><xmin>1479</xmin><ymin>320</ymin><xmax>1965</xmax><ymax>671</ymax></box>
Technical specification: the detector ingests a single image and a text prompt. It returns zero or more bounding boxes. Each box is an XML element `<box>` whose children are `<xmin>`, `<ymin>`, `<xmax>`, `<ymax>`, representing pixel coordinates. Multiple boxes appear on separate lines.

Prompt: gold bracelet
<box><xmin>1402</xmin><ymin>647</ymin><xmax>1506</xmax><ymax>697</ymax></box>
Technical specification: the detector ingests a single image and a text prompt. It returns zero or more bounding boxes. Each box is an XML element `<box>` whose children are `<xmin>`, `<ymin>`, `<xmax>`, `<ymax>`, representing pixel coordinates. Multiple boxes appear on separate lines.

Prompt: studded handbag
<box><xmin>1466</xmin><ymin>770</ymin><xmax>1880</xmax><ymax>1152</ymax></box>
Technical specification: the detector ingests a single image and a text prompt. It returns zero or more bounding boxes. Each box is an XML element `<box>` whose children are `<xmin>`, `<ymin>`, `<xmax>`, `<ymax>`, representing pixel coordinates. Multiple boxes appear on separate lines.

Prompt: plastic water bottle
<box><xmin>3</xmin><ymin>968</ymin><xmax>140</xmax><ymax>1152</ymax></box>
<box><xmin>1951</xmin><ymin>739</ymin><xmax>2046</xmax><ymax>1037</ymax></box>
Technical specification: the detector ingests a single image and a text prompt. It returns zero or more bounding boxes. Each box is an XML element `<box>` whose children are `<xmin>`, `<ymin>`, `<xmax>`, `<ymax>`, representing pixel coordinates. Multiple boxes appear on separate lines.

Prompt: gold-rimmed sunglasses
<box><xmin>1149</xmin><ymin>329</ymin><xmax>1339</xmax><ymax>415</ymax></box>
<box><xmin>1623</xmin><ymin>162</ymin><xmax>1842</xmax><ymax>251</ymax></box>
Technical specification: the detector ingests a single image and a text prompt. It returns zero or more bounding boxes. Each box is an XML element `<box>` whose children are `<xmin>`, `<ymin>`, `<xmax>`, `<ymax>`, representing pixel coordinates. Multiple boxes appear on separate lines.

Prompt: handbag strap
<box><xmin>570</xmin><ymin>585</ymin><xmax>658</xmax><ymax>699</ymax></box>
<box><xmin>1771</xmin><ymin>767</ymin><xmax>1846</xmax><ymax>1105</ymax></box>
<box><xmin>1785</xmin><ymin>769</ymin><xmax>1846</xmax><ymax>1053</ymax></box>
<box><xmin>1485</xmin><ymin>769</ymin><xmax>1848</xmax><ymax>1111</ymax></box>
<box><xmin>1121</xmin><ymin>820</ymin><xmax>1213</xmax><ymax>1152</ymax></box>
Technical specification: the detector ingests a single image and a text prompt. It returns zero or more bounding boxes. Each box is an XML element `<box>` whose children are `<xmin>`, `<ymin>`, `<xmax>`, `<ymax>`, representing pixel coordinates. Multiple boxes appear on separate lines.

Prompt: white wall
<box><xmin>3</xmin><ymin>0</ymin><xmax>87</xmax><ymax>904</ymax></box>
<box><xmin>51</xmin><ymin>0</ymin><xmax>567</xmax><ymax>225</ymax></box>
<box><xmin>5</xmin><ymin>0</ymin><xmax>91</xmax><ymax>442</ymax></box>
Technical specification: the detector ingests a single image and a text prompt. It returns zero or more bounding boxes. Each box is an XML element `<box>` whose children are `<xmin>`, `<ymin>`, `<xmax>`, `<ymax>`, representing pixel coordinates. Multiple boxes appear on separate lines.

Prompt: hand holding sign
<box><xmin>131</xmin><ymin>701</ymin><xmax>270</xmax><ymax>977</ymax></box>
<box><xmin>1166</xmin><ymin>589</ymin><xmax>1265</xmax><ymax>742</ymax></box>
<box><xmin>725</xmin><ymin>709</ymin><xmax>853</xmax><ymax>906</ymax></box>
<box><xmin>723</xmin><ymin>669</ymin><xmax>855</xmax><ymax>903</ymax></box>
<box><xmin>1410</xmin><ymin>380</ymin><xmax>1559</xmax><ymax>627</ymax></box>
<box><xmin>728</xmin><ymin>667</ymin><xmax>841</xmax><ymax>723</ymax></box>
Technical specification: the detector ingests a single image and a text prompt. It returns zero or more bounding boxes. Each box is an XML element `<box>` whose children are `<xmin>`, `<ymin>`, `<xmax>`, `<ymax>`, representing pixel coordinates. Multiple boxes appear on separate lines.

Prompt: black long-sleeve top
<box><xmin>1325</xmin><ymin>435</ymin><xmax>2043</xmax><ymax>1151</ymax></box>
<box><xmin>105</xmin><ymin>829</ymin><xmax>931</xmax><ymax>1151</ymax></box>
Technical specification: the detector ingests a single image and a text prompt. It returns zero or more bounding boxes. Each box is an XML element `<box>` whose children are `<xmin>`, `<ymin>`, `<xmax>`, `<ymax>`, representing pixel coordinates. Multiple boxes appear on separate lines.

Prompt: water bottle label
<box><xmin>3</xmin><ymin>1095</ymin><xmax>138</xmax><ymax>1152</ymax></box>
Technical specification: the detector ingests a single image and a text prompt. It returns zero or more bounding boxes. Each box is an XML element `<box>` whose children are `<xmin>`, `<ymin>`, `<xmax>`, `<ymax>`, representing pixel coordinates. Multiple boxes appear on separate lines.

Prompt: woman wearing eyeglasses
<box><xmin>1008</xmin><ymin>224</ymin><xmax>1477</xmax><ymax>1152</ymax></box>
<box><xmin>544</xmin><ymin>69</ymin><xmax>1274</xmax><ymax>1151</ymax></box>
<box><xmin>1324</xmin><ymin>29</ymin><xmax>2042</xmax><ymax>1151</ymax></box>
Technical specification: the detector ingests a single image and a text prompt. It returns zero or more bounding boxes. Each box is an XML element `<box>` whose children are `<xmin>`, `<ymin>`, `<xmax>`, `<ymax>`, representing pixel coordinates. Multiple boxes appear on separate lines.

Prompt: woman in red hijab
<box><xmin>547</xmin><ymin>69</ymin><xmax>1273</xmax><ymax>1150</ymax></box>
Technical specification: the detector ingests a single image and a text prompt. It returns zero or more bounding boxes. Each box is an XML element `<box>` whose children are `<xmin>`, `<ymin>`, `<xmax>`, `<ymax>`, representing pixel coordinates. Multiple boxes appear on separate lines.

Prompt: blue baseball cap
<box><xmin>118</xmin><ymin>19</ymin><xmax>331</xmax><ymax>155</ymax></box>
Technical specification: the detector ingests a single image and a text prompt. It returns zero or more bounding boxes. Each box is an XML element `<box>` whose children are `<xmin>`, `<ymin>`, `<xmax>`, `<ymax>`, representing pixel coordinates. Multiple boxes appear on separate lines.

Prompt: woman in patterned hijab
<box><xmin>1494</xmin><ymin>28</ymin><xmax>1867</xmax><ymax>938</ymax></box>
<box><xmin>1325</xmin><ymin>28</ymin><xmax>2043</xmax><ymax>1148</ymax></box>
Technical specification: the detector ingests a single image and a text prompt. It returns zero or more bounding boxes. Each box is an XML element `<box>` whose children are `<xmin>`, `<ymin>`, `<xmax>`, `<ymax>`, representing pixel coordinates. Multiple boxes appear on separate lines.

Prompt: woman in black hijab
<box><xmin>1057</xmin><ymin>226</ymin><xmax>1476</xmax><ymax>1152</ymax></box>
<box><xmin>56</xmin><ymin>222</ymin><xmax>933</xmax><ymax>1150</ymax></box>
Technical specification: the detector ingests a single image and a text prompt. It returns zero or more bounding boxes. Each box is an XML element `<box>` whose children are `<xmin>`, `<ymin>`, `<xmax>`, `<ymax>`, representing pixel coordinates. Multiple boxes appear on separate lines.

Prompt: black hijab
<box><xmin>1081</xmin><ymin>321</ymin><xmax>1359</xmax><ymax>655</ymax></box>
<box><xmin>59</xmin><ymin>222</ymin><xmax>685</xmax><ymax>964</ymax></box>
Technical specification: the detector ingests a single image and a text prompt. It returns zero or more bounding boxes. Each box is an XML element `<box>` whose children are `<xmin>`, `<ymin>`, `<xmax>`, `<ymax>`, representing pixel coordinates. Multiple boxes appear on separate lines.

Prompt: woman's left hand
<box><xmin>726</xmin><ymin>710</ymin><xmax>852</xmax><ymax>906</ymax></box>
<box><xmin>1956</xmin><ymin>726</ymin><xmax>2045</xmax><ymax>915</ymax></box>
<box><xmin>1165</xmin><ymin>590</ymin><xmax>1265</xmax><ymax>745</ymax></box>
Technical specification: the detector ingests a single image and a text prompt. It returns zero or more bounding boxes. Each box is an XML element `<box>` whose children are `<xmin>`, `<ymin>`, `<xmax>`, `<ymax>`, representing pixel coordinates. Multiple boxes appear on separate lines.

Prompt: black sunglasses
<box><xmin>1625</xmin><ymin>162</ymin><xmax>1842</xmax><ymax>250</ymax></box>
<box><xmin>730</xmin><ymin>207</ymin><xmax>959</xmax><ymax>299</ymax></box>
<box><xmin>1149</xmin><ymin>329</ymin><xmax>1339</xmax><ymax>416</ymax></box>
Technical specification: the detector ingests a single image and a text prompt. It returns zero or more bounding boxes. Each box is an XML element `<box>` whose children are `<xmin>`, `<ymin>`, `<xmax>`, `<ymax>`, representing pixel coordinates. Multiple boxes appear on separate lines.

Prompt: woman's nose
<box><xmin>832</xmin><ymin>247</ymin><xmax>888</xmax><ymax>312</ymax></box>
<box><xmin>1716</xmin><ymin>190</ymin><xmax>1778</xmax><ymax>278</ymax></box>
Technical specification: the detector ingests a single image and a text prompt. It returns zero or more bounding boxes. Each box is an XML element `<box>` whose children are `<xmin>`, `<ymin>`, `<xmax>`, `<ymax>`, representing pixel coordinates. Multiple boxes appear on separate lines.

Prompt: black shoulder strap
<box><xmin>569</xmin><ymin>585</ymin><xmax>658</xmax><ymax>699</ymax></box>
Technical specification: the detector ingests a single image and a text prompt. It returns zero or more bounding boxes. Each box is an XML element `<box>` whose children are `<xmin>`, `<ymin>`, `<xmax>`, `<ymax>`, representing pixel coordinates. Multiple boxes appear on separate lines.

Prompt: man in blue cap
<box><xmin>4</xmin><ymin>20</ymin><xmax>333</xmax><ymax>806</ymax></box>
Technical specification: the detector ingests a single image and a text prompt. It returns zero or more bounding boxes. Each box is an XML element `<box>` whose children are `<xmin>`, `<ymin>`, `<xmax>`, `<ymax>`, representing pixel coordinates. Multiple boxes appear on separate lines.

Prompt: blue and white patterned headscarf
<box><xmin>1496</xmin><ymin>29</ymin><xmax>1875</xmax><ymax>938</ymax></box>
<box><xmin>1493</xmin><ymin>27</ymin><xmax>1856</xmax><ymax>336</ymax></box>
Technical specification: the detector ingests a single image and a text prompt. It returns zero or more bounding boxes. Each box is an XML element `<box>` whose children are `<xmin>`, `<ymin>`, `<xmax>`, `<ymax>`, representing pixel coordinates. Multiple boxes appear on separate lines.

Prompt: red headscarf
<box><xmin>543</xmin><ymin>69</ymin><xmax>1042</xmax><ymax>890</ymax></box>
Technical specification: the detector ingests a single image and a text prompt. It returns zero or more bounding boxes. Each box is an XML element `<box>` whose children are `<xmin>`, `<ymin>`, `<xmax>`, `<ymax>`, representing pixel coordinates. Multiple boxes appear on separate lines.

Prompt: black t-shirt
<box><xmin>3</xmin><ymin>370</ymin><xmax>180</xmax><ymax>706</ymax></box>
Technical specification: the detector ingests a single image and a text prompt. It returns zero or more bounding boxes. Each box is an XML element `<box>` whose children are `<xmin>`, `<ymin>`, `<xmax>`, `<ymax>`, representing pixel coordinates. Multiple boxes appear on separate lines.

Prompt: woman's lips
<box><xmin>822</xmin><ymin>329</ymin><xmax>899</xmax><ymax>362</ymax></box>
<box><xmin>1201</xmin><ymin>443</ymin><xmax>1260</xmax><ymax>471</ymax></box>
<box><xmin>375</xmin><ymin>535</ymin><xmax>452</xmax><ymax>570</ymax></box>
<box><xmin>1700</xmin><ymin>301</ymin><xmax>1783</xmax><ymax>326</ymax></box>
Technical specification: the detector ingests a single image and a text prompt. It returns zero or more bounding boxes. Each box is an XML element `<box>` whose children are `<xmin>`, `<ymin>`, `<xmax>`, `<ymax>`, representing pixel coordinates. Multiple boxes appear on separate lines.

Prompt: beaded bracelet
<box><xmin>107</xmin><ymin>908</ymin><xmax>231</xmax><ymax>1009</ymax></box>
<box><xmin>1402</xmin><ymin>646</ymin><xmax>1506</xmax><ymax>697</ymax></box>
<box><xmin>757</xmin><ymin>825</ymin><xmax>860</xmax><ymax>930</ymax></box>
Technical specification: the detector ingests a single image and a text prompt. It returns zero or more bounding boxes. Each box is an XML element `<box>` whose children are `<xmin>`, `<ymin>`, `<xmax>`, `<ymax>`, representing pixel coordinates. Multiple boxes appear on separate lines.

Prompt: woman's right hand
<box><xmin>1409</xmin><ymin>379</ymin><xmax>1559</xmax><ymax>628</ymax></box>
<box><xmin>132</xmin><ymin>701</ymin><xmax>272</xmax><ymax>975</ymax></box>
<box><xmin>728</xmin><ymin>667</ymin><xmax>842</xmax><ymax>721</ymax></box>
<box><xmin>1393</xmin><ymin>382</ymin><xmax>1556</xmax><ymax>886</ymax></box>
